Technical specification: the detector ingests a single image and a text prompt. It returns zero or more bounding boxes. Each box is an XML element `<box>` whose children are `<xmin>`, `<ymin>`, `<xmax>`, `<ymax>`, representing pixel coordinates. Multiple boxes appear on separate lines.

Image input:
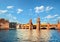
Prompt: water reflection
<box><xmin>0</xmin><ymin>29</ymin><xmax>60</xmax><ymax>42</ymax></box>
<box><xmin>36</xmin><ymin>30</ymin><xmax>40</xmax><ymax>42</ymax></box>
<box><xmin>57</xmin><ymin>30</ymin><xmax>60</xmax><ymax>32</ymax></box>
<box><xmin>40</xmin><ymin>30</ymin><xmax>51</xmax><ymax>42</ymax></box>
<box><xmin>0</xmin><ymin>30</ymin><xmax>17</xmax><ymax>42</ymax></box>
<box><xmin>28</xmin><ymin>30</ymin><xmax>32</xmax><ymax>41</ymax></box>
<box><xmin>49</xmin><ymin>30</ymin><xmax>60</xmax><ymax>42</ymax></box>
<box><xmin>16</xmin><ymin>29</ymin><xmax>32</xmax><ymax>42</ymax></box>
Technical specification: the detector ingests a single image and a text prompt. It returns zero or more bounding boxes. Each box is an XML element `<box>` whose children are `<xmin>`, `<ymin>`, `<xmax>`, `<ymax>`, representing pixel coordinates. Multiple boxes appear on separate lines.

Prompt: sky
<box><xmin>0</xmin><ymin>0</ymin><xmax>60</xmax><ymax>24</ymax></box>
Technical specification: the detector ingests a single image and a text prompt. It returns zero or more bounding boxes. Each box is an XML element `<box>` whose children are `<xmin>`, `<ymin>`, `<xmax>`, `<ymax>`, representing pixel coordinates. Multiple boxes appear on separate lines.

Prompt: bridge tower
<box><xmin>57</xmin><ymin>20</ymin><xmax>60</xmax><ymax>29</ymax></box>
<box><xmin>47</xmin><ymin>23</ymin><xmax>50</xmax><ymax>30</ymax></box>
<box><xmin>36</xmin><ymin>17</ymin><xmax>40</xmax><ymax>31</ymax></box>
<box><xmin>29</xmin><ymin>19</ymin><xmax>33</xmax><ymax>30</ymax></box>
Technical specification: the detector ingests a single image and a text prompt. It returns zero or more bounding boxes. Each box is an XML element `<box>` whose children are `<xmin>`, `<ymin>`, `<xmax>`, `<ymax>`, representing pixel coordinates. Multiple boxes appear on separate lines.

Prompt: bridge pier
<box><xmin>36</xmin><ymin>17</ymin><xmax>40</xmax><ymax>31</ymax></box>
<box><xmin>21</xmin><ymin>24</ymin><xmax>25</xmax><ymax>29</ymax></box>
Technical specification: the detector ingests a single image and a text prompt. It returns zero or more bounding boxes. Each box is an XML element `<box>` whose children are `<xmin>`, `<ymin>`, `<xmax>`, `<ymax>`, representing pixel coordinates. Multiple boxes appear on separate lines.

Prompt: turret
<box><xmin>47</xmin><ymin>22</ymin><xmax>50</xmax><ymax>30</ymax></box>
<box><xmin>29</xmin><ymin>19</ymin><xmax>33</xmax><ymax>30</ymax></box>
<box><xmin>36</xmin><ymin>17</ymin><xmax>40</xmax><ymax>31</ymax></box>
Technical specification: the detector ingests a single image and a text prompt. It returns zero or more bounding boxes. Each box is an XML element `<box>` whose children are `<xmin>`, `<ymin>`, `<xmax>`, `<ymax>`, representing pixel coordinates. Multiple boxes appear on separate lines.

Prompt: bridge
<box><xmin>0</xmin><ymin>18</ymin><xmax>60</xmax><ymax>30</ymax></box>
<box><xmin>20</xmin><ymin>18</ymin><xmax>60</xmax><ymax>30</ymax></box>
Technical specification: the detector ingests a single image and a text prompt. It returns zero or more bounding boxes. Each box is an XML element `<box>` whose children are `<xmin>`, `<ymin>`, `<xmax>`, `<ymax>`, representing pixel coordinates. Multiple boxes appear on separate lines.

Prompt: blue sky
<box><xmin>0</xmin><ymin>0</ymin><xmax>60</xmax><ymax>24</ymax></box>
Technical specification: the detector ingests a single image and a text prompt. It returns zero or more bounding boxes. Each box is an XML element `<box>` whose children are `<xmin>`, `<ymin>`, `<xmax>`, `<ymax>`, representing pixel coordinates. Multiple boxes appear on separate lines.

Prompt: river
<box><xmin>0</xmin><ymin>29</ymin><xmax>60</xmax><ymax>42</ymax></box>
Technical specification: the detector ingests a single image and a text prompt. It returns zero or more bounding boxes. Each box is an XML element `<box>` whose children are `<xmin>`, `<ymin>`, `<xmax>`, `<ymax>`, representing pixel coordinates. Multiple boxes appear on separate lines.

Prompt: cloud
<box><xmin>45</xmin><ymin>15</ymin><xmax>54</xmax><ymax>19</ymax></box>
<box><xmin>45</xmin><ymin>14</ymin><xmax>58</xmax><ymax>19</ymax></box>
<box><xmin>17</xmin><ymin>9</ymin><xmax>23</xmax><ymax>14</ymax></box>
<box><xmin>34</xmin><ymin>18</ymin><xmax>37</xmax><ymax>21</ymax></box>
<box><xmin>7</xmin><ymin>6</ymin><xmax>14</xmax><ymax>9</ymax></box>
<box><xmin>53</xmin><ymin>19</ymin><xmax>57</xmax><ymax>21</ymax></box>
<box><xmin>46</xmin><ymin>6</ymin><xmax>53</xmax><ymax>12</ymax></box>
<box><xmin>57</xmin><ymin>17</ymin><xmax>60</xmax><ymax>19</ymax></box>
<box><xmin>13</xmin><ymin>17</ymin><xmax>17</xmax><ymax>20</ymax></box>
<box><xmin>34</xmin><ymin>6</ymin><xmax>44</xmax><ymax>13</ymax></box>
<box><xmin>7</xmin><ymin>14</ymin><xmax>16</xmax><ymax>20</ymax></box>
<box><xmin>0</xmin><ymin>10</ymin><xmax>8</xmax><ymax>14</ymax></box>
<box><xmin>54</xmin><ymin>14</ymin><xmax>58</xmax><ymax>17</ymax></box>
<box><xmin>34</xmin><ymin>6</ymin><xmax>54</xmax><ymax>13</ymax></box>
<box><xmin>6</xmin><ymin>14</ymin><xmax>18</xmax><ymax>22</ymax></box>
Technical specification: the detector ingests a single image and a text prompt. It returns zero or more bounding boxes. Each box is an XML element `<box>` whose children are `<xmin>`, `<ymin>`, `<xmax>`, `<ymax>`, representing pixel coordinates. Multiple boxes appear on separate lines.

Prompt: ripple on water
<box><xmin>0</xmin><ymin>29</ymin><xmax>60</xmax><ymax>42</ymax></box>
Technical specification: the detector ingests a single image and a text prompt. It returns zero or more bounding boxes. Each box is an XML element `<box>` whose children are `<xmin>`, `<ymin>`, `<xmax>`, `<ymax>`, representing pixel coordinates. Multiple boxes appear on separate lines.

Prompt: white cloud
<box><xmin>34</xmin><ymin>6</ymin><xmax>44</xmax><ymax>13</ymax></box>
<box><xmin>7</xmin><ymin>14</ymin><xmax>17</xmax><ymax>20</ymax></box>
<box><xmin>54</xmin><ymin>14</ymin><xmax>58</xmax><ymax>17</ymax></box>
<box><xmin>57</xmin><ymin>17</ymin><xmax>60</xmax><ymax>19</ymax></box>
<box><xmin>45</xmin><ymin>15</ymin><xmax>53</xmax><ymax>19</ymax></box>
<box><xmin>53</xmin><ymin>19</ymin><xmax>57</xmax><ymax>21</ymax></box>
<box><xmin>7</xmin><ymin>14</ymin><xmax>18</xmax><ymax>22</ymax></box>
<box><xmin>34</xmin><ymin>6</ymin><xmax>54</xmax><ymax>13</ymax></box>
<box><xmin>7</xmin><ymin>14</ymin><xmax>12</xmax><ymax>17</ymax></box>
<box><xmin>7</xmin><ymin>6</ymin><xmax>14</xmax><ymax>9</ymax></box>
<box><xmin>45</xmin><ymin>14</ymin><xmax>58</xmax><ymax>19</ymax></box>
<box><xmin>46</xmin><ymin>6</ymin><xmax>53</xmax><ymax>12</ymax></box>
<box><xmin>0</xmin><ymin>10</ymin><xmax>8</xmax><ymax>14</ymax></box>
<box><xmin>13</xmin><ymin>17</ymin><xmax>17</xmax><ymax>20</ymax></box>
<box><xmin>17</xmin><ymin>9</ymin><xmax>23</xmax><ymax>14</ymax></box>
<box><xmin>34</xmin><ymin>18</ymin><xmax>37</xmax><ymax>20</ymax></box>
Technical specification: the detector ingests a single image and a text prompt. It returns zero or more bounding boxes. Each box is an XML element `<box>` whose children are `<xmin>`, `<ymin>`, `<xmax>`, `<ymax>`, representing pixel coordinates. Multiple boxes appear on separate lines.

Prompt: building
<box><xmin>0</xmin><ymin>18</ymin><xmax>9</xmax><ymax>29</ymax></box>
<box><xmin>9</xmin><ymin>22</ymin><xmax>17</xmax><ymax>29</ymax></box>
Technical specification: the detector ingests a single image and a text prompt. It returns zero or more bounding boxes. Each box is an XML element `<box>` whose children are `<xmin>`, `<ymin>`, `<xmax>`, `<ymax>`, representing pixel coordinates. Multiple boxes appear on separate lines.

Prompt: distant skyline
<box><xmin>0</xmin><ymin>0</ymin><xmax>60</xmax><ymax>24</ymax></box>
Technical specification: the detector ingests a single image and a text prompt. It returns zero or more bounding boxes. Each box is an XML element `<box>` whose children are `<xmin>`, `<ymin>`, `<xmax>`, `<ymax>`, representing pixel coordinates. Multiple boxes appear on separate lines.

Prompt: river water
<box><xmin>0</xmin><ymin>29</ymin><xmax>60</xmax><ymax>42</ymax></box>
